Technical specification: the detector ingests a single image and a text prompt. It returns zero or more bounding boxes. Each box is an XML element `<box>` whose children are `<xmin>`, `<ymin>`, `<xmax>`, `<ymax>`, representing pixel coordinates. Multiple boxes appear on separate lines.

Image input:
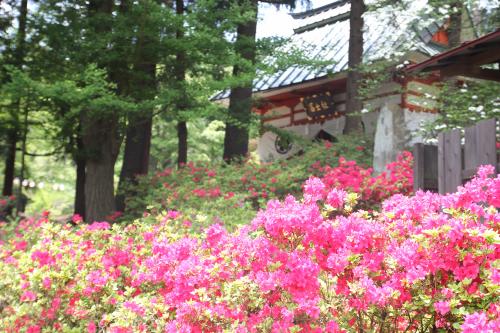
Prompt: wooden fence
<box><xmin>413</xmin><ymin>118</ymin><xmax>499</xmax><ymax>194</ymax></box>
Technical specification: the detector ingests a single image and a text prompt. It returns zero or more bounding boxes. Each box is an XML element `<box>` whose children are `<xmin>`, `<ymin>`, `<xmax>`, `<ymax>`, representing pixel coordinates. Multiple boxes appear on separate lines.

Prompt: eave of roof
<box><xmin>290</xmin><ymin>0</ymin><xmax>350</xmax><ymax>19</ymax></box>
<box><xmin>406</xmin><ymin>28</ymin><xmax>500</xmax><ymax>73</ymax></box>
<box><xmin>293</xmin><ymin>11</ymin><xmax>350</xmax><ymax>34</ymax></box>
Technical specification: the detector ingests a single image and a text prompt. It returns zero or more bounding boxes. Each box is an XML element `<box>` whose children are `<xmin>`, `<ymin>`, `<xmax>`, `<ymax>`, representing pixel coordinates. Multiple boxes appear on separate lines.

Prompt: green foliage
<box><xmin>422</xmin><ymin>80</ymin><xmax>500</xmax><ymax>137</ymax></box>
<box><xmin>150</xmin><ymin>119</ymin><xmax>226</xmax><ymax>170</ymax></box>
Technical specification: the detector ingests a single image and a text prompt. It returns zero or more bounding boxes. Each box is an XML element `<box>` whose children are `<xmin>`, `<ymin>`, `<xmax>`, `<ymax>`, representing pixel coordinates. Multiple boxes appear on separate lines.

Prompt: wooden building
<box><xmin>407</xmin><ymin>29</ymin><xmax>500</xmax><ymax>194</ymax></box>
<box><xmin>215</xmin><ymin>0</ymin><xmax>454</xmax><ymax>171</ymax></box>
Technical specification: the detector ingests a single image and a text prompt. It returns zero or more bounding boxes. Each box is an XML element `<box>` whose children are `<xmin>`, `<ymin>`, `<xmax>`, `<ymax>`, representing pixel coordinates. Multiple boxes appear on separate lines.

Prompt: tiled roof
<box><xmin>214</xmin><ymin>0</ymin><xmax>445</xmax><ymax>100</ymax></box>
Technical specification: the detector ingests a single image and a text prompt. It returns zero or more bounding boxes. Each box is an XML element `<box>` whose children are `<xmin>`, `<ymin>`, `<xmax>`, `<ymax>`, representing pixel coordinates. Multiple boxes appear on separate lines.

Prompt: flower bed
<box><xmin>0</xmin><ymin>165</ymin><xmax>498</xmax><ymax>332</ymax></box>
<box><xmin>120</xmin><ymin>140</ymin><xmax>407</xmax><ymax>230</ymax></box>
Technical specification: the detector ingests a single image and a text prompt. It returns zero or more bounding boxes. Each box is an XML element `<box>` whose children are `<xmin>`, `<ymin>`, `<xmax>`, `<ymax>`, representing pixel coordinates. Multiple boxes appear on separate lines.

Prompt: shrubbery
<box><xmin>0</xmin><ymin>160</ymin><xmax>498</xmax><ymax>332</ymax></box>
<box><xmin>121</xmin><ymin>138</ymin><xmax>374</xmax><ymax>229</ymax></box>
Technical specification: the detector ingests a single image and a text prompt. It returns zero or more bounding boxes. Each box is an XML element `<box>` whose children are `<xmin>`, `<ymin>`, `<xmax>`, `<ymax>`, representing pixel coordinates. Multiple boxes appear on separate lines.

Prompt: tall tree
<box><xmin>343</xmin><ymin>0</ymin><xmax>365</xmax><ymax>134</ymax></box>
<box><xmin>115</xmin><ymin>0</ymin><xmax>159</xmax><ymax>212</ymax></box>
<box><xmin>222</xmin><ymin>1</ymin><xmax>257</xmax><ymax>161</ymax></box>
<box><xmin>2</xmin><ymin>0</ymin><xmax>28</xmax><ymax>197</ymax></box>
<box><xmin>82</xmin><ymin>0</ymin><xmax>123</xmax><ymax>222</ymax></box>
<box><xmin>176</xmin><ymin>0</ymin><xmax>188</xmax><ymax>167</ymax></box>
<box><xmin>223</xmin><ymin>0</ymin><xmax>300</xmax><ymax>162</ymax></box>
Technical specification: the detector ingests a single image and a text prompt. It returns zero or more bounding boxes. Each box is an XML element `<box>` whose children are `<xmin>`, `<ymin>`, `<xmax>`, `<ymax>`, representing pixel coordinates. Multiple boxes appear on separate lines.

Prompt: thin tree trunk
<box><xmin>12</xmin><ymin>0</ymin><xmax>29</xmax><ymax>213</ymax></box>
<box><xmin>176</xmin><ymin>0</ymin><xmax>188</xmax><ymax>167</ymax></box>
<box><xmin>223</xmin><ymin>0</ymin><xmax>258</xmax><ymax>161</ymax></box>
<box><xmin>344</xmin><ymin>0</ymin><xmax>365</xmax><ymax>134</ymax></box>
<box><xmin>16</xmin><ymin>0</ymin><xmax>28</xmax><ymax>63</ymax></box>
<box><xmin>2</xmin><ymin>130</ymin><xmax>17</xmax><ymax>196</ymax></box>
<box><xmin>16</xmin><ymin>103</ymin><xmax>28</xmax><ymax>214</ymax></box>
<box><xmin>3</xmin><ymin>0</ymin><xmax>28</xmax><ymax>198</ymax></box>
<box><xmin>74</xmin><ymin>134</ymin><xmax>86</xmax><ymax>219</ymax></box>
<box><xmin>177</xmin><ymin>121</ymin><xmax>188</xmax><ymax>166</ymax></box>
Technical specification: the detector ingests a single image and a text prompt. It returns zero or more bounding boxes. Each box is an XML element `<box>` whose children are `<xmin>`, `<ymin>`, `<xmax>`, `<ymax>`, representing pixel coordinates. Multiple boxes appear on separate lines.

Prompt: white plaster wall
<box><xmin>264</xmin><ymin>105</ymin><xmax>290</xmax><ymax>118</ymax></box>
<box><xmin>294</xmin><ymin>111</ymin><xmax>308</xmax><ymax>122</ymax></box>
<box><xmin>364</xmin><ymin>94</ymin><xmax>401</xmax><ymax>112</ymax></box>
<box><xmin>406</xmin><ymin>94</ymin><xmax>438</xmax><ymax>110</ymax></box>
<box><xmin>404</xmin><ymin>109</ymin><xmax>438</xmax><ymax>145</ymax></box>
<box><xmin>257</xmin><ymin>131</ymin><xmax>302</xmax><ymax>162</ymax></box>
<box><xmin>322</xmin><ymin>117</ymin><xmax>346</xmax><ymax>137</ymax></box>
<box><xmin>257</xmin><ymin>116</ymin><xmax>346</xmax><ymax>162</ymax></box>
<box><xmin>265</xmin><ymin>116</ymin><xmax>291</xmax><ymax>128</ymax></box>
<box><xmin>407</xmin><ymin>81</ymin><xmax>439</xmax><ymax>96</ymax></box>
<box><xmin>293</xmin><ymin>102</ymin><xmax>304</xmax><ymax>111</ymax></box>
<box><xmin>283</xmin><ymin>117</ymin><xmax>345</xmax><ymax>139</ymax></box>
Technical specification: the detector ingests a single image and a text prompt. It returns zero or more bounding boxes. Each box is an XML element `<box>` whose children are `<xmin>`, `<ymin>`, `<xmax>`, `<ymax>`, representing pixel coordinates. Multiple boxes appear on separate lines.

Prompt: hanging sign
<box><xmin>301</xmin><ymin>91</ymin><xmax>338</xmax><ymax>119</ymax></box>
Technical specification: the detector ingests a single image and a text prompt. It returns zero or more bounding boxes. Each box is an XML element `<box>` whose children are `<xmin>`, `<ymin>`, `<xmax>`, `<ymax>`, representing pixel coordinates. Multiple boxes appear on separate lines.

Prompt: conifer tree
<box><xmin>223</xmin><ymin>0</ymin><xmax>303</xmax><ymax>162</ymax></box>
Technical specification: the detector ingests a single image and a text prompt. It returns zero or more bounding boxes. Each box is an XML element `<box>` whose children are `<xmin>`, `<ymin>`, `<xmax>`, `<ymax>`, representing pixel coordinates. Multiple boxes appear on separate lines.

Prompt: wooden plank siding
<box><xmin>413</xmin><ymin>144</ymin><xmax>438</xmax><ymax>192</ymax></box>
<box><xmin>438</xmin><ymin>129</ymin><xmax>462</xmax><ymax>194</ymax></box>
<box><xmin>413</xmin><ymin>118</ymin><xmax>499</xmax><ymax>194</ymax></box>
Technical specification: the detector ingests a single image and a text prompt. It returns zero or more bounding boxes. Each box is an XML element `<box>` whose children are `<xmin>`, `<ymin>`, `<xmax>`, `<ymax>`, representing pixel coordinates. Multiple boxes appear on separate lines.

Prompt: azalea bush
<box><xmin>0</xmin><ymin>165</ymin><xmax>498</xmax><ymax>332</ymax></box>
<box><xmin>317</xmin><ymin>151</ymin><xmax>413</xmax><ymax>210</ymax></box>
<box><xmin>121</xmin><ymin>137</ymin><xmax>376</xmax><ymax>229</ymax></box>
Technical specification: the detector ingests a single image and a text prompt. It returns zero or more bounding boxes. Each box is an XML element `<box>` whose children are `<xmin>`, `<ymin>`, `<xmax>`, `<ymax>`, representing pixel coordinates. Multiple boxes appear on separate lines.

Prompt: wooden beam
<box><xmin>465</xmin><ymin>68</ymin><xmax>500</xmax><ymax>82</ymax></box>
<box><xmin>466</xmin><ymin>45</ymin><xmax>500</xmax><ymax>65</ymax></box>
<box><xmin>441</xmin><ymin>45</ymin><xmax>500</xmax><ymax>67</ymax></box>
<box><xmin>441</xmin><ymin>63</ymin><xmax>500</xmax><ymax>82</ymax></box>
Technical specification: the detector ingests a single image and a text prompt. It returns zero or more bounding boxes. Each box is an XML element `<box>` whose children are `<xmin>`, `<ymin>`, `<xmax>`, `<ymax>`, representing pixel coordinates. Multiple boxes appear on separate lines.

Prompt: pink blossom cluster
<box><xmin>319</xmin><ymin>151</ymin><xmax>413</xmax><ymax>209</ymax></box>
<box><xmin>0</xmin><ymin>165</ymin><xmax>498</xmax><ymax>332</ymax></box>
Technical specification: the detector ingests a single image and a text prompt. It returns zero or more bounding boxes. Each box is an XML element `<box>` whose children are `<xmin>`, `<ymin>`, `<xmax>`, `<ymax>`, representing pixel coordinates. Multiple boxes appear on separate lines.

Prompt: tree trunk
<box><xmin>115</xmin><ymin>115</ymin><xmax>152</xmax><ymax>212</ymax></box>
<box><xmin>344</xmin><ymin>0</ymin><xmax>365</xmax><ymax>134</ymax></box>
<box><xmin>175</xmin><ymin>0</ymin><xmax>188</xmax><ymax>167</ymax></box>
<box><xmin>15</xmin><ymin>0</ymin><xmax>28</xmax><ymax>66</ymax></box>
<box><xmin>3</xmin><ymin>0</ymin><xmax>28</xmax><ymax>198</ymax></box>
<box><xmin>2</xmin><ymin>130</ymin><xmax>17</xmax><ymax>196</ymax></box>
<box><xmin>74</xmin><ymin>135</ymin><xmax>86</xmax><ymax>219</ymax></box>
<box><xmin>223</xmin><ymin>1</ymin><xmax>258</xmax><ymax>162</ymax></box>
<box><xmin>12</xmin><ymin>0</ymin><xmax>29</xmax><ymax>214</ymax></box>
<box><xmin>82</xmin><ymin>115</ymin><xmax>119</xmax><ymax>222</ymax></box>
<box><xmin>85</xmin><ymin>158</ymin><xmax>116</xmax><ymax>222</ymax></box>
<box><xmin>115</xmin><ymin>1</ymin><xmax>156</xmax><ymax>212</ymax></box>
<box><xmin>16</xmin><ymin>103</ymin><xmax>28</xmax><ymax>214</ymax></box>
<box><xmin>83</xmin><ymin>0</ymin><xmax>125</xmax><ymax>222</ymax></box>
<box><xmin>177</xmin><ymin>121</ymin><xmax>188</xmax><ymax>166</ymax></box>
<box><xmin>448</xmin><ymin>2</ymin><xmax>463</xmax><ymax>47</ymax></box>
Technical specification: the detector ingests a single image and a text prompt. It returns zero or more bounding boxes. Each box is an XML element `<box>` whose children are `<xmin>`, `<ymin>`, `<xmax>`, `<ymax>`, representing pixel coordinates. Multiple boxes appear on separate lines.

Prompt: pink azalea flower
<box><xmin>434</xmin><ymin>300</ymin><xmax>450</xmax><ymax>315</ymax></box>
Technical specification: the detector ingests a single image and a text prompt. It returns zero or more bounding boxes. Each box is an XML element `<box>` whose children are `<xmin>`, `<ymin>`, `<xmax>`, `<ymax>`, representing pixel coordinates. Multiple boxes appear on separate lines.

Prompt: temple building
<box><xmin>216</xmin><ymin>0</ymin><xmax>458</xmax><ymax>171</ymax></box>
